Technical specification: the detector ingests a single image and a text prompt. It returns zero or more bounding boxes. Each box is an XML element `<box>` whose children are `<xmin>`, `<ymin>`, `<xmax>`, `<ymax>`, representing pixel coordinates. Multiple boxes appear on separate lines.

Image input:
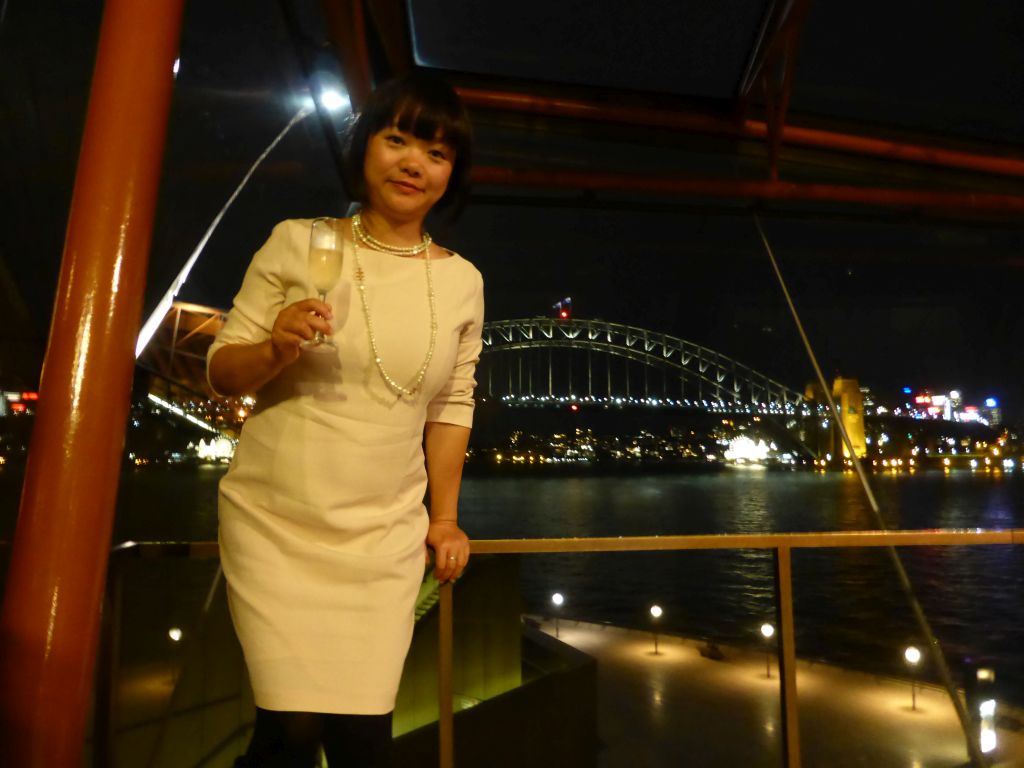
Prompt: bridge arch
<box><xmin>480</xmin><ymin>318</ymin><xmax>809</xmax><ymax>414</ymax></box>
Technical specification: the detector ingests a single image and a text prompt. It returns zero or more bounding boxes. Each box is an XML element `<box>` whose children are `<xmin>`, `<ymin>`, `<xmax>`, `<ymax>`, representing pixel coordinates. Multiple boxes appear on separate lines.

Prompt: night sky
<box><xmin>2</xmin><ymin>1</ymin><xmax>1024</xmax><ymax>417</ymax></box>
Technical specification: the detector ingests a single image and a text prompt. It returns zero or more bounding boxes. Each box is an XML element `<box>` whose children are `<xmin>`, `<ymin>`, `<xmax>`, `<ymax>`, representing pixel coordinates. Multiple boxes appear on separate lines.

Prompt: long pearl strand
<box><xmin>351</xmin><ymin>212</ymin><xmax>437</xmax><ymax>398</ymax></box>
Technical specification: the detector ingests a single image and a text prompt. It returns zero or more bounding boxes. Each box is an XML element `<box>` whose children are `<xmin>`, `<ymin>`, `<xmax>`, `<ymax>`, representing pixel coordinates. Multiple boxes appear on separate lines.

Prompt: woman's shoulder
<box><xmin>437</xmin><ymin>248</ymin><xmax>483</xmax><ymax>286</ymax></box>
<box><xmin>259</xmin><ymin>218</ymin><xmax>312</xmax><ymax>248</ymax></box>
<box><xmin>260</xmin><ymin>217</ymin><xmax>345</xmax><ymax>254</ymax></box>
<box><xmin>267</xmin><ymin>216</ymin><xmax>347</xmax><ymax>237</ymax></box>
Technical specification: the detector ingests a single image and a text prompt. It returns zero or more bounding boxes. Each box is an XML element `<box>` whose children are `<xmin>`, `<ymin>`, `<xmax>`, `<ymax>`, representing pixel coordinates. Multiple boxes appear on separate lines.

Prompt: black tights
<box><xmin>234</xmin><ymin>707</ymin><xmax>393</xmax><ymax>768</ymax></box>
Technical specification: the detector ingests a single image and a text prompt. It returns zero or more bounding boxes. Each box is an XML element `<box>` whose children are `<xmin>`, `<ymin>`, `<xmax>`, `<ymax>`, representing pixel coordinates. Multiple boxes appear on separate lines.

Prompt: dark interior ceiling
<box><xmin>2</xmin><ymin>1</ymin><xmax>1024</xmax><ymax>413</ymax></box>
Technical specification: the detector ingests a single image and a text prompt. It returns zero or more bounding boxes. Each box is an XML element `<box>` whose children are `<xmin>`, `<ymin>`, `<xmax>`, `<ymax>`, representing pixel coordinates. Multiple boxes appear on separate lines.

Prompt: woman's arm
<box><xmin>424</xmin><ymin>421</ymin><xmax>472</xmax><ymax>583</ymax></box>
<box><xmin>208</xmin><ymin>298</ymin><xmax>333</xmax><ymax>396</ymax></box>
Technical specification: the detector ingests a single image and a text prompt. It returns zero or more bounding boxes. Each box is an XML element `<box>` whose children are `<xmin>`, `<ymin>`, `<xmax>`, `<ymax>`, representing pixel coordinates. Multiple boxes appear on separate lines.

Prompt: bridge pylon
<box><xmin>805</xmin><ymin>377</ymin><xmax>867</xmax><ymax>460</ymax></box>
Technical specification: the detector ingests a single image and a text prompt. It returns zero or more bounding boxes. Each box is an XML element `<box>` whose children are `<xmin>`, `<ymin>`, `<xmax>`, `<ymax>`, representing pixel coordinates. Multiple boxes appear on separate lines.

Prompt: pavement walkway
<box><xmin>537</xmin><ymin>618</ymin><xmax>1024</xmax><ymax>768</ymax></box>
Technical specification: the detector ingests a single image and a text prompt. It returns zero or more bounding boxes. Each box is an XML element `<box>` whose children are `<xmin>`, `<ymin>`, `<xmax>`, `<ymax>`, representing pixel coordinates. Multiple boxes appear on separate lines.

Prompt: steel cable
<box><xmin>753</xmin><ymin>211</ymin><xmax>988</xmax><ymax>768</ymax></box>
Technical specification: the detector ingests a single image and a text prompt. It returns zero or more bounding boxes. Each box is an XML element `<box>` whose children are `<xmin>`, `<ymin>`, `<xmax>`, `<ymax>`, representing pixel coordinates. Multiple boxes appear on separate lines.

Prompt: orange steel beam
<box><xmin>321</xmin><ymin>0</ymin><xmax>374</xmax><ymax>109</ymax></box>
<box><xmin>760</xmin><ymin>11</ymin><xmax>809</xmax><ymax>180</ymax></box>
<box><xmin>0</xmin><ymin>0</ymin><xmax>184</xmax><ymax>763</ymax></box>
<box><xmin>736</xmin><ymin>0</ymin><xmax>813</xmax><ymax>115</ymax></box>
<box><xmin>366</xmin><ymin>0</ymin><xmax>414</xmax><ymax>76</ymax></box>
<box><xmin>457</xmin><ymin>87</ymin><xmax>1024</xmax><ymax>180</ymax></box>
<box><xmin>737</xmin><ymin>0</ymin><xmax>791</xmax><ymax>108</ymax></box>
<box><xmin>471</xmin><ymin>166</ymin><xmax>1024</xmax><ymax>215</ymax></box>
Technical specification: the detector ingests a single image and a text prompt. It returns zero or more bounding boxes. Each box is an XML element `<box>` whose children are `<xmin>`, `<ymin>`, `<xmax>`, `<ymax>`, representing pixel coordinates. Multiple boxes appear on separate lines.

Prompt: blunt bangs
<box><xmin>343</xmin><ymin>72</ymin><xmax>474</xmax><ymax>216</ymax></box>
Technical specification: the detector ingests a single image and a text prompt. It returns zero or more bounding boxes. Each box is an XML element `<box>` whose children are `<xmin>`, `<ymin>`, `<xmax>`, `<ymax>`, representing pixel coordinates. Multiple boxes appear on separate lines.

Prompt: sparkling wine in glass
<box><xmin>305</xmin><ymin>217</ymin><xmax>343</xmax><ymax>349</ymax></box>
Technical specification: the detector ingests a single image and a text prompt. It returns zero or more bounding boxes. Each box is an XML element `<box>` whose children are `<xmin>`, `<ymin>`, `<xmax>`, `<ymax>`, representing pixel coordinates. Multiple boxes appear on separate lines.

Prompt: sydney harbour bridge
<box><xmin>478</xmin><ymin>317</ymin><xmax>810</xmax><ymax>416</ymax></box>
<box><xmin>138</xmin><ymin>305</ymin><xmax>818</xmax><ymax>443</ymax></box>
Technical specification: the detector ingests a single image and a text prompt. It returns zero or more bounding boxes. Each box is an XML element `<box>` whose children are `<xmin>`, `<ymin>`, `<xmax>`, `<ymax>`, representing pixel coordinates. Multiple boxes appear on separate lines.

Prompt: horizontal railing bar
<box><xmin>472</xmin><ymin>529</ymin><xmax>1024</xmax><ymax>553</ymax></box>
<box><xmin>109</xmin><ymin>529</ymin><xmax>1023</xmax><ymax>559</ymax></box>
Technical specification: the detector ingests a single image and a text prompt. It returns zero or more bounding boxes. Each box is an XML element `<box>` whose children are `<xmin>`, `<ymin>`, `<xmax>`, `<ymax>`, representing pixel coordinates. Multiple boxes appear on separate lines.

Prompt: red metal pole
<box><xmin>471</xmin><ymin>166</ymin><xmax>1024</xmax><ymax>214</ymax></box>
<box><xmin>457</xmin><ymin>87</ymin><xmax>1024</xmax><ymax>180</ymax></box>
<box><xmin>0</xmin><ymin>0</ymin><xmax>184</xmax><ymax>764</ymax></box>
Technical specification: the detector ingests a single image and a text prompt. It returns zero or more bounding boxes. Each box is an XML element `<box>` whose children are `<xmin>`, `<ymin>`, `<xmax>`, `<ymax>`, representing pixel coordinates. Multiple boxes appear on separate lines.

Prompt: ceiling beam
<box><xmin>471</xmin><ymin>166</ymin><xmax>1024</xmax><ymax>216</ymax></box>
<box><xmin>736</xmin><ymin>0</ymin><xmax>788</xmax><ymax>113</ymax></box>
<box><xmin>320</xmin><ymin>0</ymin><xmax>374</xmax><ymax>108</ymax></box>
<box><xmin>365</xmin><ymin>0</ymin><xmax>414</xmax><ymax>77</ymax></box>
<box><xmin>457</xmin><ymin>87</ymin><xmax>1024</xmax><ymax>181</ymax></box>
<box><xmin>736</xmin><ymin>0</ymin><xmax>813</xmax><ymax>118</ymax></box>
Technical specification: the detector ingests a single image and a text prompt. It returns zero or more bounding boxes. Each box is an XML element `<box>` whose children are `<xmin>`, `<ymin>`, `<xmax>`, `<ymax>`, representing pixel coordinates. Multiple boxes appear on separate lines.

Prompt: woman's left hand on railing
<box><xmin>426</xmin><ymin>520</ymin><xmax>470</xmax><ymax>583</ymax></box>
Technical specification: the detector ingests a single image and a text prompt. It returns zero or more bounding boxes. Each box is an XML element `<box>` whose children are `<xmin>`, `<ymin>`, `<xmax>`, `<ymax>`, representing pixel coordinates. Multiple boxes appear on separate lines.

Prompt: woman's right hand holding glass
<box><xmin>270</xmin><ymin>298</ymin><xmax>333</xmax><ymax>364</ymax></box>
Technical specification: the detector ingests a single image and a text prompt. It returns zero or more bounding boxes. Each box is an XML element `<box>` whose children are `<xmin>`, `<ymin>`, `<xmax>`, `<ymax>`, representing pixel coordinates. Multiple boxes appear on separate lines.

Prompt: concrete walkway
<box><xmin>537</xmin><ymin>618</ymin><xmax>1024</xmax><ymax>768</ymax></box>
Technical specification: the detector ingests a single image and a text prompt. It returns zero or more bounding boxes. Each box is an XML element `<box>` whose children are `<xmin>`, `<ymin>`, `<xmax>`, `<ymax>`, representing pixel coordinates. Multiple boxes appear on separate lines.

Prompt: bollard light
<box><xmin>168</xmin><ymin>627</ymin><xmax>183</xmax><ymax>643</ymax></box>
<box><xmin>650</xmin><ymin>605</ymin><xmax>663</xmax><ymax>654</ymax></box>
<box><xmin>904</xmin><ymin>646</ymin><xmax>922</xmax><ymax>710</ymax></box>
<box><xmin>761</xmin><ymin>623</ymin><xmax>775</xmax><ymax>678</ymax></box>
<box><xmin>980</xmin><ymin>698</ymin><xmax>998</xmax><ymax>753</ymax></box>
<box><xmin>551</xmin><ymin>592</ymin><xmax>565</xmax><ymax>638</ymax></box>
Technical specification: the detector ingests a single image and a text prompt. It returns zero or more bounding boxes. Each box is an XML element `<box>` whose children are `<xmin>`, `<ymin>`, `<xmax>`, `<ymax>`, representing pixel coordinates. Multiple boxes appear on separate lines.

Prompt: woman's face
<box><xmin>363</xmin><ymin>124</ymin><xmax>454</xmax><ymax>223</ymax></box>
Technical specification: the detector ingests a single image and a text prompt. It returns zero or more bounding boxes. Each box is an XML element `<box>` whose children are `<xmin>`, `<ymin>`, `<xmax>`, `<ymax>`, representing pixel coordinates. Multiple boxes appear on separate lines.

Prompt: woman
<box><xmin>207</xmin><ymin>72</ymin><xmax>482</xmax><ymax>767</ymax></box>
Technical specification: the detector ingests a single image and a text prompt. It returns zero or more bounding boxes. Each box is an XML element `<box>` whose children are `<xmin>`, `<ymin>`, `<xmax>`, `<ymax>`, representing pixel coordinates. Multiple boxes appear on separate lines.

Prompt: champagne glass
<box><xmin>304</xmin><ymin>217</ymin><xmax>343</xmax><ymax>349</ymax></box>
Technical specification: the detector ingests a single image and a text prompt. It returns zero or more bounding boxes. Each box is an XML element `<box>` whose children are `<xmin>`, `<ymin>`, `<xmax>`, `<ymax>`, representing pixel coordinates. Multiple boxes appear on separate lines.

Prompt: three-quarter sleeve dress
<box><xmin>207</xmin><ymin>219</ymin><xmax>484</xmax><ymax>714</ymax></box>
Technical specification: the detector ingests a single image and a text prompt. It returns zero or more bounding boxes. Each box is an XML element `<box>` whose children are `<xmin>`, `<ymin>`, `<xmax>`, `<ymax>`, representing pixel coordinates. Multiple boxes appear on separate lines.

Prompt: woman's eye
<box><xmin>429</xmin><ymin>148</ymin><xmax>449</xmax><ymax>161</ymax></box>
<box><xmin>385</xmin><ymin>134</ymin><xmax>404</xmax><ymax>145</ymax></box>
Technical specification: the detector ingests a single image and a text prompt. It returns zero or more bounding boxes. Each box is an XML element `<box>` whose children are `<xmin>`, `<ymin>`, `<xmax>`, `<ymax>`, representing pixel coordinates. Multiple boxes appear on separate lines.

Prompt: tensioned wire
<box><xmin>753</xmin><ymin>212</ymin><xmax>988</xmax><ymax>768</ymax></box>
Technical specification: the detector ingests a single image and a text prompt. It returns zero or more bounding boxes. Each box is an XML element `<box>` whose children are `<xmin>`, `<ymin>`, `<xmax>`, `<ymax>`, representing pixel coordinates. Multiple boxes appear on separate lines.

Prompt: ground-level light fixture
<box><xmin>761</xmin><ymin>623</ymin><xmax>775</xmax><ymax>678</ymax></box>
<box><xmin>168</xmin><ymin>627</ymin><xmax>183</xmax><ymax>643</ymax></box>
<box><xmin>980</xmin><ymin>698</ymin><xmax>997</xmax><ymax>753</ymax></box>
<box><xmin>975</xmin><ymin>666</ymin><xmax>998</xmax><ymax>754</ymax></box>
<box><xmin>551</xmin><ymin>592</ymin><xmax>565</xmax><ymax>637</ymax></box>
<box><xmin>650</xmin><ymin>605</ymin><xmax>663</xmax><ymax>655</ymax></box>
<box><xmin>904</xmin><ymin>645</ymin><xmax>922</xmax><ymax>710</ymax></box>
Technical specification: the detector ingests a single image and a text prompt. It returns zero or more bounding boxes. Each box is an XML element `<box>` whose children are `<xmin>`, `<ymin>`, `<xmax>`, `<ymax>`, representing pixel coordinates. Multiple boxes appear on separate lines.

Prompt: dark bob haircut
<box><xmin>343</xmin><ymin>71</ymin><xmax>473</xmax><ymax>217</ymax></box>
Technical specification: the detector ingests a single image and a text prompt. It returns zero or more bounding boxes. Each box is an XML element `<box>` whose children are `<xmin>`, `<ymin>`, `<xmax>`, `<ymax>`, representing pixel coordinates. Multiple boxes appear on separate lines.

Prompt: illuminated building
<box><xmin>908</xmin><ymin>389</ymin><xmax>1000</xmax><ymax>426</ymax></box>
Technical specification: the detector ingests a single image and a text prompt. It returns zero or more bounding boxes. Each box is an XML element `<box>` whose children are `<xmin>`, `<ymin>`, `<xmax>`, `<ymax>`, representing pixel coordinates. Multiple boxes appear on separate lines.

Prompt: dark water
<box><xmin>2</xmin><ymin>464</ymin><xmax>1022</xmax><ymax>703</ymax></box>
<box><xmin>458</xmin><ymin>469</ymin><xmax>1024</xmax><ymax>705</ymax></box>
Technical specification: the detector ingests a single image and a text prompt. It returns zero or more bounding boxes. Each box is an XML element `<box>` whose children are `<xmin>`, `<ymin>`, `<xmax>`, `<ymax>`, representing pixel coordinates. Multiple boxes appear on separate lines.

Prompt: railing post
<box><xmin>93</xmin><ymin>553</ymin><xmax>124</xmax><ymax>767</ymax></box>
<box><xmin>438</xmin><ymin>582</ymin><xmax>454</xmax><ymax>768</ymax></box>
<box><xmin>0</xmin><ymin>0</ymin><xmax>185</xmax><ymax>763</ymax></box>
<box><xmin>774</xmin><ymin>546</ymin><xmax>801</xmax><ymax>768</ymax></box>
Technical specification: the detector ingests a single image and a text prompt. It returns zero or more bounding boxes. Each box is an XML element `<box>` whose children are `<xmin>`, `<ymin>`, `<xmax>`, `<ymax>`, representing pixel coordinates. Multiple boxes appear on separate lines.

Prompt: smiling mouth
<box><xmin>390</xmin><ymin>180</ymin><xmax>421</xmax><ymax>192</ymax></box>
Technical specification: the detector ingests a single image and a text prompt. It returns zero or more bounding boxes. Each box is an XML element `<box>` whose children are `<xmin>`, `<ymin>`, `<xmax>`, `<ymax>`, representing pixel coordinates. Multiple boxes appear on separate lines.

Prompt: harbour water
<box><xmin>2</xmin><ymin>464</ymin><xmax>1022</xmax><ymax>703</ymax></box>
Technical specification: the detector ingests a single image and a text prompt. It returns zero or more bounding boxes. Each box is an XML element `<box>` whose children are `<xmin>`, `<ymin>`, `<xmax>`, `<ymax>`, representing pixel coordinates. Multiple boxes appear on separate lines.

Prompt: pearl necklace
<box><xmin>352</xmin><ymin>212</ymin><xmax>432</xmax><ymax>255</ymax></box>
<box><xmin>351</xmin><ymin>212</ymin><xmax>437</xmax><ymax>398</ymax></box>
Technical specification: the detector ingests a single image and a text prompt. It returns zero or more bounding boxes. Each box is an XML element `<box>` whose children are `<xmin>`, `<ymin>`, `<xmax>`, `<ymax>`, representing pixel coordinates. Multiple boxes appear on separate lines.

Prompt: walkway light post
<box><xmin>975</xmin><ymin>666</ymin><xmax>998</xmax><ymax>755</ymax></box>
<box><xmin>761</xmin><ymin>622</ymin><xmax>775</xmax><ymax>679</ymax></box>
<box><xmin>551</xmin><ymin>592</ymin><xmax>565</xmax><ymax>638</ymax></box>
<box><xmin>904</xmin><ymin>645</ymin><xmax>922</xmax><ymax>710</ymax></box>
<box><xmin>650</xmin><ymin>605</ymin><xmax>663</xmax><ymax>654</ymax></box>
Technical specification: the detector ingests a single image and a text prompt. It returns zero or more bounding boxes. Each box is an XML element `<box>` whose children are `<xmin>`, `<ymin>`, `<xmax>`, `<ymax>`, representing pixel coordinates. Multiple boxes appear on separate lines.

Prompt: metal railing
<box><xmin>446</xmin><ymin>528</ymin><xmax>1024</xmax><ymax>768</ymax></box>
<box><xmin>96</xmin><ymin>528</ymin><xmax>1024</xmax><ymax>768</ymax></box>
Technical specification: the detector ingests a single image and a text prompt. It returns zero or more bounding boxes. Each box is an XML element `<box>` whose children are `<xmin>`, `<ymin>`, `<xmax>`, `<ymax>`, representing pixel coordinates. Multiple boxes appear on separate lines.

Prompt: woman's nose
<box><xmin>399</xmin><ymin>149</ymin><xmax>424</xmax><ymax>175</ymax></box>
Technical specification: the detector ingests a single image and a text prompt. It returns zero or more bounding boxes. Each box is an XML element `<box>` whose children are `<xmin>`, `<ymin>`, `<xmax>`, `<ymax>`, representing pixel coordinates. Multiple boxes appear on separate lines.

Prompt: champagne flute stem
<box><xmin>314</xmin><ymin>292</ymin><xmax>327</xmax><ymax>344</ymax></box>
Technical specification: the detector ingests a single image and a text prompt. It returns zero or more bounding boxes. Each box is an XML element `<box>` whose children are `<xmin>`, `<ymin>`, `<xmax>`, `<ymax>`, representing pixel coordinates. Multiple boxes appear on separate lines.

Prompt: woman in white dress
<box><xmin>207</xmin><ymin>72</ymin><xmax>482</xmax><ymax>767</ymax></box>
